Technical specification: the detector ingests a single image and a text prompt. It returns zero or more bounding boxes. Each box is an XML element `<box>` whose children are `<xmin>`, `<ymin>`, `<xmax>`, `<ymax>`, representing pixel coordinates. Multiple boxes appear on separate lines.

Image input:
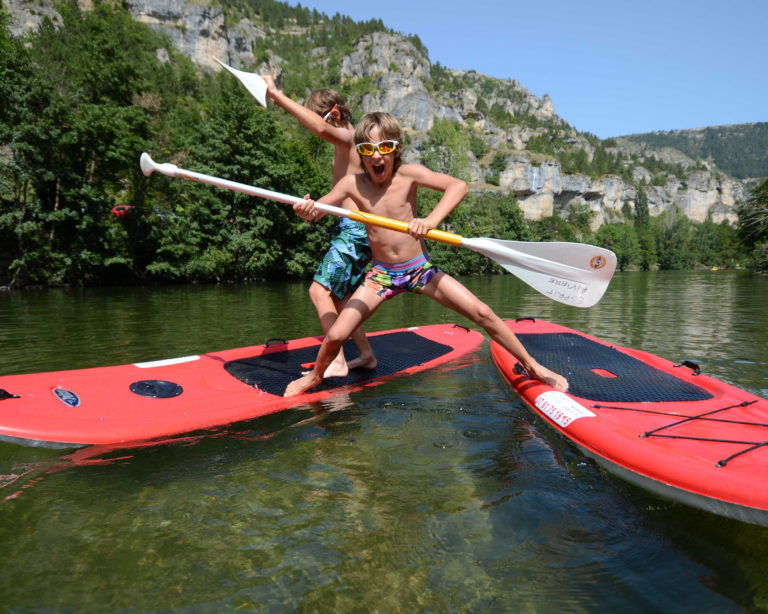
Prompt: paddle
<box><xmin>140</xmin><ymin>153</ymin><xmax>617</xmax><ymax>307</ymax></box>
<box><xmin>212</xmin><ymin>57</ymin><xmax>268</xmax><ymax>107</ymax></box>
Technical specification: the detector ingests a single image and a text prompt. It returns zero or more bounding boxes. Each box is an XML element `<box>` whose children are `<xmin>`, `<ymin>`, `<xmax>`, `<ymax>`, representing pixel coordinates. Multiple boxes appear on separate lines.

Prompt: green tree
<box><xmin>651</xmin><ymin>174</ymin><xmax>668</xmax><ymax>187</ymax></box>
<box><xmin>0</xmin><ymin>10</ymin><xmax>51</xmax><ymax>286</ymax></box>
<box><xmin>528</xmin><ymin>214</ymin><xmax>584</xmax><ymax>243</ymax></box>
<box><xmin>636</xmin><ymin>226</ymin><xmax>659</xmax><ymax>270</ymax></box>
<box><xmin>653</xmin><ymin>207</ymin><xmax>696</xmax><ymax>270</ymax></box>
<box><xmin>485</xmin><ymin>152</ymin><xmax>507</xmax><ymax>186</ymax></box>
<box><xmin>0</xmin><ymin>0</ymin><xmax>178</xmax><ymax>285</ymax></box>
<box><xmin>144</xmin><ymin>79</ymin><xmax>329</xmax><ymax>282</ymax></box>
<box><xmin>634</xmin><ymin>186</ymin><xmax>650</xmax><ymax>227</ymax></box>
<box><xmin>694</xmin><ymin>214</ymin><xmax>743</xmax><ymax>267</ymax></box>
<box><xmin>567</xmin><ymin>204</ymin><xmax>594</xmax><ymax>240</ymax></box>
<box><xmin>421</xmin><ymin>119</ymin><xmax>471</xmax><ymax>181</ymax></box>
<box><xmin>595</xmin><ymin>223</ymin><xmax>640</xmax><ymax>271</ymax></box>
<box><xmin>737</xmin><ymin>178</ymin><xmax>768</xmax><ymax>270</ymax></box>
<box><xmin>469</xmin><ymin>133</ymin><xmax>487</xmax><ymax>160</ymax></box>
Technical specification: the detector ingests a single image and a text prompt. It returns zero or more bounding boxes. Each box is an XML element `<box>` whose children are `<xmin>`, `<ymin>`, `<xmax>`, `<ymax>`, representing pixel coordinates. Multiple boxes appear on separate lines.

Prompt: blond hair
<box><xmin>354</xmin><ymin>112</ymin><xmax>403</xmax><ymax>173</ymax></box>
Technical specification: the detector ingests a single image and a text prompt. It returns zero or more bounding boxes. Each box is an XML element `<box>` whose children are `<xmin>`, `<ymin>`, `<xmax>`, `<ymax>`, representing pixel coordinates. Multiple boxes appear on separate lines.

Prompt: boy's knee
<box><xmin>472</xmin><ymin>301</ymin><xmax>494</xmax><ymax>324</ymax></box>
<box><xmin>325</xmin><ymin>328</ymin><xmax>347</xmax><ymax>348</ymax></box>
<box><xmin>309</xmin><ymin>283</ymin><xmax>330</xmax><ymax>303</ymax></box>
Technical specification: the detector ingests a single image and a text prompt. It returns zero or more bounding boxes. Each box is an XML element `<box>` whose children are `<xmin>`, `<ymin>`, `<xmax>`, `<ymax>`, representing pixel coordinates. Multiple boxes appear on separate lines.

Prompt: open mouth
<box><xmin>370</xmin><ymin>160</ymin><xmax>387</xmax><ymax>179</ymax></box>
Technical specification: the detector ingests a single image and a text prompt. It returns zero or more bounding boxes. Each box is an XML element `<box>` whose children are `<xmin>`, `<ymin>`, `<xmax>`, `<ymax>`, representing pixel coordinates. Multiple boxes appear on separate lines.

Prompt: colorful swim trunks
<box><xmin>364</xmin><ymin>253</ymin><xmax>442</xmax><ymax>300</ymax></box>
<box><xmin>313</xmin><ymin>218</ymin><xmax>372</xmax><ymax>300</ymax></box>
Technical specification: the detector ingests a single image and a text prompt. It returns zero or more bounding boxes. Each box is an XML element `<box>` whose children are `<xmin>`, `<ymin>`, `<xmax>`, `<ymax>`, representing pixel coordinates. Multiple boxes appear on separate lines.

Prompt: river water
<box><xmin>1</xmin><ymin>270</ymin><xmax>767</xmax><ymax>612</ymax></box>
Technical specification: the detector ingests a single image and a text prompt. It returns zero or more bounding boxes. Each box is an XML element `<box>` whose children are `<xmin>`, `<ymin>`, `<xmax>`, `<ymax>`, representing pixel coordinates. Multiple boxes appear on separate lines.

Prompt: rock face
<box><xmin>341</xmin><ymin>33</ymin><xmax>462</xmax><ymax>132</ymax></box>
<box><xmin>498</xmin><ymin>157</ymin><xmax>742</xmax><ymax>229</ymax></box>
<box><xmin>4</xmin><ymin>0</ymin><xmax>62</xmax><ymax>36</ymax></box>
<box><xmin>127</xmin><ymin>0</ymin><xmax>267</xmax><ymax>70</ymax></box>
<box><xmin>5</xmin><ymin>0</ymin><xmax>746</xmax><ymax>226</ymax></box>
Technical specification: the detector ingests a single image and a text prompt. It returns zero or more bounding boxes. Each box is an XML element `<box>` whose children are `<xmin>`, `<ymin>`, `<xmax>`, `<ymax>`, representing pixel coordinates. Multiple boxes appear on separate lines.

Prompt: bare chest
<box><xmin>359</xmin><ymin>179</ymin><xmax>416</xmax><ymax>222</ymax></box>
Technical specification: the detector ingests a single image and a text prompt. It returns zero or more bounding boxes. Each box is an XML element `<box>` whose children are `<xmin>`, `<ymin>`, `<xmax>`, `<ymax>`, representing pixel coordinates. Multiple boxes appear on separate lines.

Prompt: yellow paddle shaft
<box><xmin>347</xmin><ymin>210</ymin><xmax>463</xmax><ymax>247</ymax></box>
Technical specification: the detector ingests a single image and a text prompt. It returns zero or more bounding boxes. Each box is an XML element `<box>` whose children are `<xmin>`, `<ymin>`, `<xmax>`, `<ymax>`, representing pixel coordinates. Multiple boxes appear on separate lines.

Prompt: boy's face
<box><xmin>359</xmin><ymin>126</ymin><xmax>399</xmax><ymax>184</ymax></box>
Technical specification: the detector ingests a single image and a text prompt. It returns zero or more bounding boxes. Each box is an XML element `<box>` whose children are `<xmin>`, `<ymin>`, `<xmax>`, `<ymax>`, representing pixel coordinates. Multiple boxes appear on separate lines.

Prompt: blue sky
<box><xmin>292</xmin><ymin>0</ymin><xmax>766</xmax><ymax>139</ymax></box>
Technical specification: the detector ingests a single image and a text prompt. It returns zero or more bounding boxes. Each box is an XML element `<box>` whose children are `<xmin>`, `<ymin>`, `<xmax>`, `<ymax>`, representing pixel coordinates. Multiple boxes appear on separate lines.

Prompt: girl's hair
<box><xmin>304</xmin><ymin>89</ymin><xmax>352</xmax><ymax>125</ymax></box>
<box><xmin>354</xmin><ymin>112</ymin><xmax>403</xmax><ymax>173</ymax></box>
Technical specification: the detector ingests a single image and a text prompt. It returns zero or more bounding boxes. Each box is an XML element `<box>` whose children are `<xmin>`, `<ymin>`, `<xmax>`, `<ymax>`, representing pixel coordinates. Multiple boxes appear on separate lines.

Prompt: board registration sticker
<box><xmin>535</xmin><ymin>391</ymin><xmax>595</xmax><ymax>428</ymax></box>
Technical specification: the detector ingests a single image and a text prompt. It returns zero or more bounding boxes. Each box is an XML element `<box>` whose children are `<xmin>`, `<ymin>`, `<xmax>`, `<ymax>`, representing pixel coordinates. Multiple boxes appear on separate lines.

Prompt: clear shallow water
<box><xmin>1</xmin><ymin>270</ymin><xmax>767</xmax><ymax>612</ymax></box>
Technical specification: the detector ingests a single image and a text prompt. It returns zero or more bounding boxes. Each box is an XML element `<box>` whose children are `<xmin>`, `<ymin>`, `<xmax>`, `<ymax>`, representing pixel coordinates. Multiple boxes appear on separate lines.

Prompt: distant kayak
<box><xmin>0</xmin><ymin>323</ymin><xmax>483</xmax><ymax>448</ymax></box>
<box><xmin>491</xmin><ymin>317</ymin><xmax>768</xmax><ymax>527</ymax></box>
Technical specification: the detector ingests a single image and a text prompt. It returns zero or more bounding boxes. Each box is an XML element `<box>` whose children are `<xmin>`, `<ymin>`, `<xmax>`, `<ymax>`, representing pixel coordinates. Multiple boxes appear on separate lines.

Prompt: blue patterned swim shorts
<box><xmin>313</xmin><ymin>218</ymin><xmax>372</xmax><ymax>300</ymax></box>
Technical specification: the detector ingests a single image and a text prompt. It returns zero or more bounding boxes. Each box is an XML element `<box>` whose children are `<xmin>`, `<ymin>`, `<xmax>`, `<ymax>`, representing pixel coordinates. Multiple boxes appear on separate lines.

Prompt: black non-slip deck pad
<box><xmin>516</xmin><ymin>332</ymin><xmax>713</xmax><ymax>403</ymax></box>
<box><xmin>224</xmin><ymin>331</ymin><xmax>454</xmax><ymax>396</ymax></box>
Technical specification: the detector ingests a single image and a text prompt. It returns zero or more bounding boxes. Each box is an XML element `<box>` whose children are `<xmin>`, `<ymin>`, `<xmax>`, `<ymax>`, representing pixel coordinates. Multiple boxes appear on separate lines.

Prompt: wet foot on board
<box><xmin>284</xmin><ymin>372</ymin><xmax>323</xmax><ymax>397</ymax></box>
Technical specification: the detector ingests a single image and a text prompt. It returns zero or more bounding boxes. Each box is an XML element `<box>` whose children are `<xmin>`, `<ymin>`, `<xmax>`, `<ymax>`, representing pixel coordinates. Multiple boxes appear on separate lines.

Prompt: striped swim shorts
<box><xmin>363</xmin><ymin>253</ymin><xmax>441</xmax><ymax>300</ymax></box>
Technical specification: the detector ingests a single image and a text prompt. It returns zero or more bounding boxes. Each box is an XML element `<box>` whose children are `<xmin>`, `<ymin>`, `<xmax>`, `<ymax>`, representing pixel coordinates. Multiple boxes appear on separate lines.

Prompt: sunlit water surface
<box><xmin>1</xmin><ymin>270</ymin><xmax>768</xmax><ymax>612</ymax></box>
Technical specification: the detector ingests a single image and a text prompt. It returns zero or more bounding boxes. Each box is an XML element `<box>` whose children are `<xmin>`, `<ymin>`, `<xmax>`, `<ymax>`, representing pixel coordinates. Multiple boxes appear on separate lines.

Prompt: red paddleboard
<box><xmin>0</xmin><ymin>323</ymin><xmax>483</xmax><ymax>448</ymax></box>
<box><xmin>491</xmin><ymin>317</ymin><xmax>768</xmax><ymax>527</ymax></box>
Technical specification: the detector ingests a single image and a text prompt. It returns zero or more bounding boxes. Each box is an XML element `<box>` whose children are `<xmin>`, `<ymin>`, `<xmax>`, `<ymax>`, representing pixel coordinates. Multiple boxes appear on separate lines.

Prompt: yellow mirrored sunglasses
<box><xmin>356</xmin><ymin>140</ymin><xmax>400</xmax><ymax>156</ymax></box>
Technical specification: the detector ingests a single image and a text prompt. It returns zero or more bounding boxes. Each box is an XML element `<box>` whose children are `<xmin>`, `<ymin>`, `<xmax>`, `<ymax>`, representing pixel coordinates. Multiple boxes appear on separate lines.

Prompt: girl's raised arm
<box><xmin>263</xmin><ymin>77</ymin><xmax>353</xmax><ymax>148</ymax></box>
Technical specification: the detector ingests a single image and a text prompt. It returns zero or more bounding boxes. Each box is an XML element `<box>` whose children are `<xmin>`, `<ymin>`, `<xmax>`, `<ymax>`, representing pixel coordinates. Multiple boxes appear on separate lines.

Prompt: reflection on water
<box><xmin>1</xmin><ymin>271</ymin><xmax>767</xmax><ymax>612</ymax></box>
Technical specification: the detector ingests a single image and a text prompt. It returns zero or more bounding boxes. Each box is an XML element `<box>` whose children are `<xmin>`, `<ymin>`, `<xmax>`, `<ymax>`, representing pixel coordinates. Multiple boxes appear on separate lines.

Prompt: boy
<box><xmin>285</xmin><ymin>112</ymin><xmax>568</xmax><ymax>397</ymax></box>
<box><xmin>264</xmin><ymin>78</ymin><xmax>376</xmax><ymax>376</ymax></box>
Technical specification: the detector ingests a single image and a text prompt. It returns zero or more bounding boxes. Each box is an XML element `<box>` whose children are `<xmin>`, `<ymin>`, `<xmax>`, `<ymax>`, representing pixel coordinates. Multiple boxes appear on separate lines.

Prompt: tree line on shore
<box><xmin>2</xmin><ymin>2</ymin><xmax>767</xmax><ymax>289</ymax></box>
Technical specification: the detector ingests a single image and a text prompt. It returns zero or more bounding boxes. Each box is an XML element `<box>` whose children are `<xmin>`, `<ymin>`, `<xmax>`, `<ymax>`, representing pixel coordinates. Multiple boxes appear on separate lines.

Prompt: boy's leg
<box><xmin>309</xmin><ymin>282</ymin><xmax>377</xmax><ymax>374</ymax></box>
<box><xmin>309</xmin><ymin>222</ymin><xmax>376</xmax><ymax>375</ymax></box>
<box><xmin>420</xmin><ymin>272</ymin><xmax>568</xmax><ymax>392</ymax></box>
<box><xmin>335</xmin><ymin>222</ymin><xmax>376</xmax><ymax>369</ymax></box>
<box><xmin>341</xmin><ymin>294</ymin><xmax>377</xmax><ymax>370</ymax></box>
<box><xmin>285</xmin><ymin>287</ymin><xmax>385</xmax><ymax>397</ymax></box>
<box><xmin>308</xmin><ymin>281</ymin><xmax>349</xmax><ymax>378</ymax></box>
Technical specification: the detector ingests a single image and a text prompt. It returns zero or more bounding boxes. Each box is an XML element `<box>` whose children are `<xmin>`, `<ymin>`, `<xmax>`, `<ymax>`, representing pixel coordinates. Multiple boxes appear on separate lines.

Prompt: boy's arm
<box><xmin>293</xmin><ymin>175</ymin><xmax>357</xmax><ymax>222</ymax></box>
<box><xmin>264</xmin><ymin>77</ymin><xmax>353</xmax><ymax>148</ymax></box>
<box><xmin>403</xmin><ymin>164</ymin><xmax>469</xmax><ymax>238</ymax></box>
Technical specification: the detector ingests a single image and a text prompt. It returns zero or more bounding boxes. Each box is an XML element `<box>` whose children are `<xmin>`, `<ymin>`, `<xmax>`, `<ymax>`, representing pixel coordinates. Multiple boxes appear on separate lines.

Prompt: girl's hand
<box><xmin>261</xmin><ymin>75</ymin><xmax>279</xmax><ymax>99</ymax></box>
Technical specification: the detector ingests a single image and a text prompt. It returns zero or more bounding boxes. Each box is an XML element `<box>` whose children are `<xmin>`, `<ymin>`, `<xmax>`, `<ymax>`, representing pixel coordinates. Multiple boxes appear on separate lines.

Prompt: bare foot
<box><xmin>320</xmin><ymin>351</ymin><xmax>349</xmax><ymax>378</ymax></box>
<box><xmin>284</xmin><ymin>372</ymin><xmax>323</xmax><ymax>397</ymax></box>
<box><xmin>301</xmin><ymin>363</ymin><xmax>349</xmax><ymax>378</ymax></box>
<box><xmin>322</xmin><ymin>362</ymin><xmax>349</xmax><ymax>378</ymax></box>
<box><xmin>302</xmin><ymin>352</ymin><xmax>350</xmax><ymax>378</ymax></box>
<box><xmin>346</xmin><ymin>353</ymin><xmax>377</xmax><ymax>370</ymax></box>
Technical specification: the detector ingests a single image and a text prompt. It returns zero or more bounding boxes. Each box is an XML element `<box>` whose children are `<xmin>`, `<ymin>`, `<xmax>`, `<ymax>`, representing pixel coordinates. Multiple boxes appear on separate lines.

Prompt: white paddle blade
<box><xmin>461</xmin><ymin>237</ymin><xmax>616</xmax><ymax>308</ymax></box>
<box><xmin>212</xmin><ymin>57</ymin><xmax>268</xmax><ymax>107</ymax></box>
